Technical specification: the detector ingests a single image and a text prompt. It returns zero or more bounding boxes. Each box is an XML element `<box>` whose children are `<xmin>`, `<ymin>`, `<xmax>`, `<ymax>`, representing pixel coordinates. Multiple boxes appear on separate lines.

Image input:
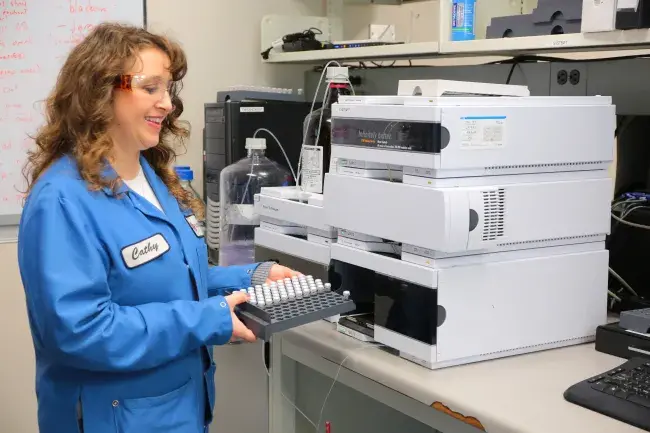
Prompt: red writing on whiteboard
<box><xmin>0</xmin><ymin>8</ymin><xmax>27</xmax><ymax>21</ymax></box>
<box><xmin>0</xmin><ymin>52</ymin><xmax>25</xmax><ymax>60</ymax></box>
<box><xmin>70</xmin><ymin>20</ymin><xmax>95</xmax><ymax>35</ymax></box>
<box><xmin>0</xmin><ymin>65</ymin><xmax>40</xmax><ymax>76</ymax></box>
<box><xmin>0</xmin><ymin>25</ymin><xmax>6</xmax><ymax>34</ymax></box>
<box><xmin>14</xmin><ymin>21</ymin><xmax>27</xmax><ymax>31</ymax></box>
<box><xmin>69</xmin><ymin>0</ymin><xmax>107</xmax><ymax>13</ymax></box>
<box><xmin>53</xmin><ymin>33</ymin><xmax>84</xmax><ymax>46</ymax></box>
<box><xmin>20</xmin><ymin>64</ymin><xmax>40</xmax><ymax>73</ymax></box>
<box><xmin>12</xmin><ymin>37</ymin><xmax>31</xmax><ymax>46</ymax></box>
<box><xmin>1</xmin><ymin>140</ymin><xmax>11</xmax><ymax>150</ymax></box>
<box><xmin>0</xmin><ymin>0</ymin><xmax>27</xmax><ymax>7</ymax></box>
<box><xmin>2</xmin><ymin>84</ymin><xmax>17</xmax><ymax>93</ymax></box>
<box><xmin>16</xmin><ymin>112</ymin><xmax>33</xmax><ymax>122</ymax></box>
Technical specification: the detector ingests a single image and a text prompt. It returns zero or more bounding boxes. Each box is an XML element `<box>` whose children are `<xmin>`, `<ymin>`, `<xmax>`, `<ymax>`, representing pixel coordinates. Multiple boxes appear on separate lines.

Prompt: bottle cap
<box><xmin>326</xmin><ymin>66</ymin><xmax>349</xmax><ymax>83</ymax></box>
<box><xmin>245</xmin><ymin>137</ymin><xmax>267</xmax><ymax>150</ymax></box>
<box><xmin>175</xmin><ymin>166</ymin><xmax>193</xmax><ymax>181</ymax></box>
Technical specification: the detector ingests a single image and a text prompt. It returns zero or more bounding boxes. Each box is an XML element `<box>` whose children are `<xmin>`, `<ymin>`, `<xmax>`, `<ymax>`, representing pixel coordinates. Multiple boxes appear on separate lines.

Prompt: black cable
<box><xmin>487</xmin><ymin>53</ymin><xmax>650</xmax><ymax>65</ymax></box>
<box><xmin>260</xmin><ymin>47</ymin><xmax>272</xmax><ymax>60</ymax></box>
<box><xmin>312</xmin><ymin>59</ymin><xmax>417</xmax><ymax>72</ymax></box>
<box><xmin>506</xmin><ymin>62</ymin><xmax>518</xmax><ymax>84</ymax></box>
<box><xmin>260</xmin><ymin>27</ymin><xmax>323</xmax><ymax>60</ymax></box>
<box><xmin>283</xmin><ymin>27</ymin><xmax>322</xmax><ymax>43</ymax></box>
<box><xmin>371</xmin><ymin>60</ymin><xmax>397</xmax><ymax>67</ymax></box>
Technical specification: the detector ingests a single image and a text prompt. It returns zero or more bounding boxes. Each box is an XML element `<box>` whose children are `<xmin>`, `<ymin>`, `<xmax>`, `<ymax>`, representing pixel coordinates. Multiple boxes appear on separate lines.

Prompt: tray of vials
<box><xmin>228</xmin><ymin>275</ymin><xmax>356</xmax><ymax>341</ymax></box>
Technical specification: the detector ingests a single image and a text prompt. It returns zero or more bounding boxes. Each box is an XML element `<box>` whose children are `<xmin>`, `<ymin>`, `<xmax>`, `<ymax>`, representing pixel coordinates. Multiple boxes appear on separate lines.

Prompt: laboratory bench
<box><xmin>268</xmin><ymin>320</ymin><xmax>645</xmax><ymax>433</ymax></box>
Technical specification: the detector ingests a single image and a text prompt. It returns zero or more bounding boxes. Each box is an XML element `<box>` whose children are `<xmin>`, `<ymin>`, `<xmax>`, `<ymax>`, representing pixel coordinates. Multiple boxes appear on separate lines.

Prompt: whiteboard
<box><xmin>0</xmin><ymin>0</ymin><xmax>146</xmax><ymax>227</ymax></box>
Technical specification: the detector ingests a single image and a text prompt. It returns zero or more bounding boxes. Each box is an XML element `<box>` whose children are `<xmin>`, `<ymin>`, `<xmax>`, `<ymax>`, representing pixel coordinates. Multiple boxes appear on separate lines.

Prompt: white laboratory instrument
<box><xmin>320</xmin><ymin>80</ymin><xmax>615</xmax><ymax>369</ymax></box>
<box><xmin>254</xmin><ymin>188</ymin><xmax>336</xmax><ymax>265</ymax></box>
<box><xmin>330</xmin><ymin>82</ymin><xmax>614</xmax><ymax>179</ymax></box>
<box><xmin>253</xmin><ymin>188</ymin><xmax>340</xmax><ymax>322</ymax></box>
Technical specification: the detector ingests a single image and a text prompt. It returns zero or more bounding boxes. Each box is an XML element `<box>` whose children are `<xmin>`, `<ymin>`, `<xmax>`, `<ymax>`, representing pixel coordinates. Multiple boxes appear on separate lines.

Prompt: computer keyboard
<box><xmin>564</xmin><ymin>357</ymin><xmax>650</xmax><ymax>431</ymax></box>
<box><xmin>226</xmin><ymin>275</ymin><xmax>356</xmax><ymax>341</ymax></box>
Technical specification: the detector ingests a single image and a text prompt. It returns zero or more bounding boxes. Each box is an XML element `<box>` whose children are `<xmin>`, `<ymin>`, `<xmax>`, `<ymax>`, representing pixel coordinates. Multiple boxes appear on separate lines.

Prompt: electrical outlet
<box><xmin>369</xmin><ymin>24</ymin><xmax>396</xmax><ymax>42</ymax></box>
<box><xmin>550</xmin><ymin>63</ymin><xmax>587</xmax><ymax>96</ymax></box>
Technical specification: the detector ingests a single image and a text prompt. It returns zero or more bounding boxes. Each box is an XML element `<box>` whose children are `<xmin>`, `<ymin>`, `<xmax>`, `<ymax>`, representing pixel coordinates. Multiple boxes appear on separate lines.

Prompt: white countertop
<box><xmin>282</xmin><ymin>321</ymin><xmax>645</xmax><ymax>433</ymax></box>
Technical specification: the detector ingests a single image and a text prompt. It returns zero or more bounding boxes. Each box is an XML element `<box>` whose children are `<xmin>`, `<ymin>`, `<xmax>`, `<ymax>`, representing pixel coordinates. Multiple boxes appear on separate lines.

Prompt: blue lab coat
<box><xmin>17</xmin><ymin>154</ymin><xmax>260</xmax><ymax>433</ymax></box>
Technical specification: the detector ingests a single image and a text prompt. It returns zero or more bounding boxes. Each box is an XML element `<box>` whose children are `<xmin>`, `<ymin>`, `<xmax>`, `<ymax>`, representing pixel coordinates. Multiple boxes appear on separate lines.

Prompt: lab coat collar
<box><xmin>138</xmin><ymin>154</ymin><xmax>178</xmax><ymax>215</ymax></box>
<box><xmin>100</xmin><ymin>161</ymin><xmax>128</xmax><ymax>196</ymax></box>
<box><xmin>100</xmin><ymin>154</ymin><xmax>167</xmax><ymax>199</ymax></box>
<box><xmin>100</xmin><ymin>154</ymin><xmax>178</xmax><ymax>224</ymax></box>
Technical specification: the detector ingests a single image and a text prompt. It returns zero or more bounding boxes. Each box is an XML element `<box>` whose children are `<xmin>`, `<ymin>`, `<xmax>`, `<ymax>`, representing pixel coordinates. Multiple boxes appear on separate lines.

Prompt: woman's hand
<box><xmin>266</xmin><ymin>264</ymin><xmax>301</xmax><ymax>284</ymax></box>
<box><xmin>224</xmin><ymin>291</ymin><xmax>256</xmax><ymax>343</ymax></box>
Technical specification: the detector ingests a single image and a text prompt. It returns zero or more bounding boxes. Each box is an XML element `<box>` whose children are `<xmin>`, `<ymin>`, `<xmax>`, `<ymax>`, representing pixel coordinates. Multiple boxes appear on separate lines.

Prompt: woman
<box><xmin>17</xmin><ymin>23</ymin><xmax>298</xmax><ymax>433</ymax></box>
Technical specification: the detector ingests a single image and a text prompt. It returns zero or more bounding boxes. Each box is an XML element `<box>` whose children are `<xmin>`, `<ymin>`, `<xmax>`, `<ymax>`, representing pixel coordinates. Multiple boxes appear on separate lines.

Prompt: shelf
<box><xmin>441</xmin><ymin>28</ymin><xmax>650</xmax><ymax>56</ymax></box>
<box><xmin>264</xmin><ymin>29</ymin><xmax>650</xmax><ymax>64</ymax></box>
<box><xmin>264</xmin><ymin>41</ymin><xmax>439</xmax><ymax>63</ymax></box>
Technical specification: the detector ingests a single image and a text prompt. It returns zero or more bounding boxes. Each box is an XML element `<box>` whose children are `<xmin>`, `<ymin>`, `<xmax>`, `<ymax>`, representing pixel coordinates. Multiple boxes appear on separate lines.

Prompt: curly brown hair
<box><xmin>22</xmin><ymin>22</ymin><xmax>204</xmax><ymax>219</ymax></box>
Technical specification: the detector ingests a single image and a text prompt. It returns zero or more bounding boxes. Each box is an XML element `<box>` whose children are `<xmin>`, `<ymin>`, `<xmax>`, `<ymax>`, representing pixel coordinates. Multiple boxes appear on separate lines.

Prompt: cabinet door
<box><xmin>210</xmin><ymin>341</ymin><xmax>269</xmax><ymax>433</ymax></box>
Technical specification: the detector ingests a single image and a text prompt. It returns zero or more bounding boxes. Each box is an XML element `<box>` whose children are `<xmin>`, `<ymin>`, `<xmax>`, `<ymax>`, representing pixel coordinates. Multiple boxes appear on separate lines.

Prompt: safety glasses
<box><xmin>114</xmin><ymin>74</ymin><xmax>176</xmax><ymax>102</ymax></box>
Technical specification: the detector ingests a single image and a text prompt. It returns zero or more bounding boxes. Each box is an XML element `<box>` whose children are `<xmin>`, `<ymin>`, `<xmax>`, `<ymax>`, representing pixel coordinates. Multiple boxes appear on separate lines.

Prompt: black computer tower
<box><xmin>203</xmin><ymin>97</ymin><xmax>316</xmax><ymax>263</ymax></box>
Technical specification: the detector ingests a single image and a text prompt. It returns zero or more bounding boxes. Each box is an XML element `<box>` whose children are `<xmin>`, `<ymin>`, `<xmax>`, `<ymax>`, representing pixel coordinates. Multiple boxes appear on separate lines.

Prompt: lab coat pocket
<box><xmin>113</xmin><ymin>378</ymin><xmax>199</xmax><ymax>433</ymax></box>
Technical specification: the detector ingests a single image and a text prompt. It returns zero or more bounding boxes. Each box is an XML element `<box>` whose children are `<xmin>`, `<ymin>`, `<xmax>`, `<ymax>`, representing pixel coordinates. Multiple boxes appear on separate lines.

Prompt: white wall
<box><xmin>146</xmin><ymin>0</ymin><xmax>323</xmax><ymax>198</ymax></box>
<box><xmin>0</xmin><ymin>248</ymin><xmax>36</xmax><ymax>433</ymax></box>
<box><xmin>343</xmin><ymin>1</ymin><xmax>440</xmax><ymax>43</ymax></box>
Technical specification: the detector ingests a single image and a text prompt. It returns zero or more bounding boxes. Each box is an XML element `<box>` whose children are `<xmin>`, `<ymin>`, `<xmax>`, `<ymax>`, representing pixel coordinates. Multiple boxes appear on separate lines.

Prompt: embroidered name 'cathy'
<box><xmin>121</xmin><ymin>234</ymin><xmax>170</xmax><ymax>269</ymax></box>
<box><xmin>132</xmin><ymin>241</ymin><xmax>159</xmax><ymax>260</ymax></box>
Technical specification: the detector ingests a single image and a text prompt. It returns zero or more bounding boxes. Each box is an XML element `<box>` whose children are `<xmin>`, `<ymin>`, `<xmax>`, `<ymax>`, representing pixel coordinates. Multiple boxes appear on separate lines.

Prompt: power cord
<box><xmin>261</xmin><ymin>27</ymin><xmax>323</xmax><ymax>60</ymax></box>
<box><xmin>609</xmin><ymin>266</ymin><xmax>638</xmax><ymax>297</ymax></box>
<box><xmin>314</xmin><ymin>343</ymin><xmax>384</xmax><ymax>433</ymax></box>
<box><xmin>488</xmin><ymin>53</ymin><xmax>650</xmax><ymax>67</ymax></box>
<box><xmin>611</xmin><ymin>197</ymin><xmax>650</xmax><ymax>232</ymax></box>
<box><xmin>489</xmin><ymin>52</ymin><xmax>650</xmax><ymax>86</ymax></box>
<box><xmin>262</xmin><ymin>339</ymin><xmax>384</xmax><ymax>432</ymax></box>
<box><xmin>611</xmin><ymin>212</ymin><xmax>650</xmax><ymax>231</ymax></box>
<box><xmin>262</xmin><ymin>347</ymin><xmax>318</xmax><ymax>430</ymax></box>
<box><xmin>608</xmin><ymin>197</ymin><xmax>650</xmax><ymax>304</ymax></box>
<box><xmin>505</xmin><ymin>61</ymin><xmax>522</xmax><ymax>84</ymax></box>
